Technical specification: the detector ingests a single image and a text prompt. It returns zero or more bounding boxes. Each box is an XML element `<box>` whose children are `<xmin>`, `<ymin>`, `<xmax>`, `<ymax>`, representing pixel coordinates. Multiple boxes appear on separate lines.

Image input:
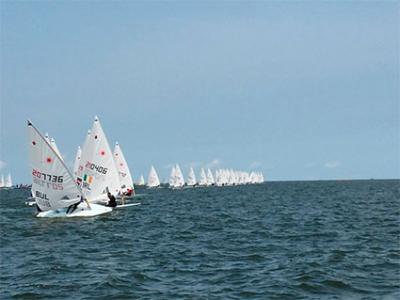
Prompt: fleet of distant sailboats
<box><xmin>164</xmin><ymin>166</ymin><xmax>263</xmax><ymax>188</ymax></box>
<box><xmin>20</xmin><ymin>116</ymin><xmax>265</xmax><ymax>217</ymax></box>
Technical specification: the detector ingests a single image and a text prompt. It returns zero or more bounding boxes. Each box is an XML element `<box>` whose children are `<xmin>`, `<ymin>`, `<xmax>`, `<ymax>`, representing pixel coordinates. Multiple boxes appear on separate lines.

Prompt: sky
<box><xmin>0</xmin><ymin>1</ymin><xmax>399</xmax><ymax>183</ymax></box>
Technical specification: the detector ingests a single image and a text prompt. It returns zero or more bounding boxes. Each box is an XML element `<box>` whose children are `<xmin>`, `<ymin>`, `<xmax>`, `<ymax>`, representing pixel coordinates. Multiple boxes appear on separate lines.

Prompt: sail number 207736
<box><xmin>32</xmin><ymin>169</ymin><xmax>63</xmax><ymax>182</ymax></box>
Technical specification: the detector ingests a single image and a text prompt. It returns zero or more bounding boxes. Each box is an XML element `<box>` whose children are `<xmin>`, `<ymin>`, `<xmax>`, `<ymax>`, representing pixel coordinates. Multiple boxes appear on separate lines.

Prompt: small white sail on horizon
<box><xmin>169</xmin><ymin>164</ymin><xmax>184</xmax><ymax>188</ymax></box>
<box><xmin>187</xmin><ymin>167</ymin><xmax>196</xmax><ymax>186</ymax></box>
<box><xmin>0</xmin><ymin>175</ymin><xmax>4</xmax><ymax>188</ymax></box>
<box><xmin>169</xmin><ymin>165</ymin><xmax>176</xmax><ymax>187</ymax></box>
<box><xmin>5</xmin><ymin>173</ymin><xmax>12</xmax><ymax>188</ymax></box>
<box><xmin>147</xmin><ymin>166</ymin><xmax>160</xmax><ymax>188</ymax></box>
<box><xmin>206</xmin><ymin>168</ymin><xmax>215</xmax><ymax>186</ymax></box>
<box><xmin>138</xmin><ymin>175</ymin><xmax>145</xmax><ymax>185</ymax></box>
<box><xmin>198</xmin><ymin>168</ymin><xmax>207</xmax><ymax>186</ymax></box>
<box><xmin>175</xmin><ymin>164</ymin><xmax>185</xmax><ymax>188</ymax></box>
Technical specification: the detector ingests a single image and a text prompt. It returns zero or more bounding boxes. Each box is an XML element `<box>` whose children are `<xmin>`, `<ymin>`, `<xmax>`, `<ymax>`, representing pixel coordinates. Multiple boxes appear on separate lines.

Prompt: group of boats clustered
<box><xmin>26</xmin><ymin>116</ymin><xmax>264</xmax><ymax>218</ymax></box>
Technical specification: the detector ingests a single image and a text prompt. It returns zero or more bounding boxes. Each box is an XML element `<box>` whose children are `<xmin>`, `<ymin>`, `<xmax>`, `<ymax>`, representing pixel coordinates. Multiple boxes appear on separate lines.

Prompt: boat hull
<box><xmin>36</xmin><ymin>203</ymin><xmax>112</xmax><ymax>218</ymax></box>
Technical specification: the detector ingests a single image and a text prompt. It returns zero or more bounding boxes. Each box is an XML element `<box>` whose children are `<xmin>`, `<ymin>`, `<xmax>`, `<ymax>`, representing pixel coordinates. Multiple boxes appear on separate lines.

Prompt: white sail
<box><xmin>73</xmin><ymin>130</ymin><xmax>90</xmax><ymax>181</ymax></box>
<box><xmin>73</xmin><ymin>146</ymin><xmax>82</xmax><ymax>178</ymax></box>
<box><xmin>50</xmin><ymin>137</ymin><xmax>63</xmax><ymax>160</ymax></box>
<box><xmin>5</xmin><ymin>173</ymin><xmax>12</xmax><ymax>187</ymax></box>
<box><xmin>113</xmin><ymin>142</ymin><xmax>134</xmax><ymax>193</ymax></box>
<box><xmin>187</xmin><ymin>167</ymin><xmax>196</xmax><ymax>186</ymax></box>
<box><xmin>76</xmin><ymin>116</ymin><xmax>120</xmax><ymax>201</ymax></box>
<box><xmin>138</xmin><ymin>175</ymin><xmax>145</xmax><ymax>185</ymax></box>
<box><xmin>206</xmin><ymin>168</ymin><xmax>215</xmax><ymax>185</ymax></box>
<box><xmin>175</xmin><ymin>164</ymin><xmax>185</xmax><ymax>187</ymax></box>
<box><xmin>249</xmin><ymin>171</ymin><xmax>256</xmax><ymax>184</ymax></box>
<box><xmin>198</xmin><ymin>168</ymin><xmax>207</xmax><ymax>186</ymax></box>
<box><xmin>28</xmin><ymin>120</ymin><xmax>82</xmax><ymax>211</ymax></box>
<box><xmin>44</xmin><ymin>132</ymin><xmax>50</xmax><ymax>143</ymax></box>
<box><xmin>147</xmin><ymin>166</ymin><xmax>160</xmax><ymax>187</ymax></box>
<box><xmin>0</xmin><ymin>175</ymin><xmax>4</xmax><ymax>187</ymax></box>
<box><xmin>169</xmin><ymin>165</ymin><xmax>176</xmax><ymax>187</ymax></box>
<box><xmin>82</xmin><ymin>129</ymin><xmax>91</xmax><ymax>151</ymax></box>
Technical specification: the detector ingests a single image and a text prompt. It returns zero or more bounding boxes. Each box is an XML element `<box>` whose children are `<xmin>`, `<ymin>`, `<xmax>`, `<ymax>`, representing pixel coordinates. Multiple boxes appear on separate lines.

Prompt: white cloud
<box><xmin>0</xmin><ymin>160</ymin><xmax>6</xmax><ymax>170</ymax></box>
<box><xmin>324</xmin><ymin>160</ymin><xmax>341</xmax><ymax>169</ymax></box>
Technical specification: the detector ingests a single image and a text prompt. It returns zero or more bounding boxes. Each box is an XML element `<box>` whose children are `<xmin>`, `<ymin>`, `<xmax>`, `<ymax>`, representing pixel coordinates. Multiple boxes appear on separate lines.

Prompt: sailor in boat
<box><xmin>66</xmin><ymin>197</ymin><xmax>84</xmax><ymax>214</ymax></box>
<box><xmin>106</xmin><ymin>192</ymin><xmax>117</xmax><ymax>208</ymax></box>
<box><xmin>126</xmin><ymin>187</ymin><xmax>135</xmax><ymax>197</ymax></box>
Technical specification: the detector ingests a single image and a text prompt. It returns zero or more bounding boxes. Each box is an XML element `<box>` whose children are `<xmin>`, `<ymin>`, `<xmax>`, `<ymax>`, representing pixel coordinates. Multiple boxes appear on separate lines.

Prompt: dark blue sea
<box><xmin>1</xmin><ymin>180</ymin><xmax>399</xmax><ymax>299</ymax></box>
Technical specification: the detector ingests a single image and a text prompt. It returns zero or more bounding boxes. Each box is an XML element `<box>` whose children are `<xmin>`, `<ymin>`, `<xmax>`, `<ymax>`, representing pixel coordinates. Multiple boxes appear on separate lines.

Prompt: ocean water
<box><xmin>1</xmin><ymin>180</ymin><xmax>399</xmax><ymax>299</ymax></box>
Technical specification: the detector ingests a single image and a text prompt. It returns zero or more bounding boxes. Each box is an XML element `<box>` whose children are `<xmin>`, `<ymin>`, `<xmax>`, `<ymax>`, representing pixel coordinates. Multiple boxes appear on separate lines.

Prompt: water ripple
<box><xmin>1</xmin><ymin>180</ymin><xmax>399</xmax><ymax>299</ymax></box>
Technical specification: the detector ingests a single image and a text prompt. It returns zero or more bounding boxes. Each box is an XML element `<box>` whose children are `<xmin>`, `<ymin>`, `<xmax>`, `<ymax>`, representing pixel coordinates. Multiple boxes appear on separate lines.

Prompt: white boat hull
<box><xmin>36</xmin><ymin>203</ymin><xmax>112</xmax><ymax>218</ymax></box>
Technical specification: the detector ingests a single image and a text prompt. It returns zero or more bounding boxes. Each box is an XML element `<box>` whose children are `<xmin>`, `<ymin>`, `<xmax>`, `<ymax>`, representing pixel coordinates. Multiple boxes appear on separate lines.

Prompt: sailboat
<box><xmin>76</xmin><ymin>116</ymin><xmax>120</xmax><ymax>204</ymax></box>
<box><xmin>138</xmin><ymin>175</ymin><xmax>145</xmax><ymax>186</ymax></box>
<box><xmin>73</xmin><ymin>130</ymin><xmax>90</xmax><ymax>179</ymax></box>
<box><xmin>206</xmin><ymin>168</ymin><xmax>215</xmax><ymax>186</ymax></box>
<box><xmin>187</xmin><ymin>167</ymin><xmax>197</xmax><ymax>186</ymax></box>
<box><xmin>5</xmin><ymin>173</ymin><xmax>12</xmax><ymax>188</ymax></box>
<box><xmin>0</xmin><ymin>175</ymin><xmax>4</xmax><ymax>188</ymax></box>
<box><xmin>169</xmin><ymin>165</ymin><xmax>176</xmax><ymax>187</ymax></box>
<box><xmin>27</xmin><ymin>120</ymin><xmax>111</xmax><ymax>217</ymax></box>
<box><xmin>169</xmin><ymin>164</ymin><xmax>184</xmax><ymax>188</ymax></box>
<box><xmin>113</xmin><ymin>141</ymin><xmax>134</xmax><ymax>197</ymax></box>
<box><xmin>147</xmin><ymin>166</ymin><xmax>160</xmax><ymax>188</ymax></box>
<box><xmin>198</xmin><ymin>168</ymin><xmax>207</xmax><ymax>186</ymax></box>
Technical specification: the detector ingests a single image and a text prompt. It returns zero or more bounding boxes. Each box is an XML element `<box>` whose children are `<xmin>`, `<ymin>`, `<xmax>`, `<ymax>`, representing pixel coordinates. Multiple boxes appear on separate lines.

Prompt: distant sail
<box><xmin>206</xmin><ymin>168</ymin><xmax>215</xmax><ymax>185</ymax></box>
<box><xmin>0</xmin><ymin>175</ymin><xmax>4</xmax><ymax>188</ymax></box>
<box><xmin>5</xmin><ymin>173</ymin><xmax>12</xmax><ymax>187</ymax></box>
<box><xmin>28</xmin><ymin>120</ymin><xmax>82</xmax><ymax>211</ymax></box>
<box><xmin>169</xmin><ymin>165</ymin><xmax>176</xmax><ymax>187</ymax></box>
<box><xmin>169</xmin><ymin>164</ymin><xmax>184</xmax><ymax>188</ymax></box>
<box><xmin>187</xmin><ymin>167</ymin><xmax>196</xmax><ymax>186</ymax></box>
<box><xmin>198</xmin><ymin>168</ymin><xmax>207</xmax><ymax>186</ymax></box>
<box><xmin>138</xmin><ymin>175</ymin><xmax>145</xmax><ymax>185</ymax></box>
<box><xmin>147</xmin><ymin>166</ymin><xmax>160</xmax><ymax>187</ymax></box>
<box><xmin>174</xmin><ymin>164</ymin><xmax>185</xmax><ymax>187</ymax></box>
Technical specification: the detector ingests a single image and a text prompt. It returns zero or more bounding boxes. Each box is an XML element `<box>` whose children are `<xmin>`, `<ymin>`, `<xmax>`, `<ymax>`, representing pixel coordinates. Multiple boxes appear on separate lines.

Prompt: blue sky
<box><xmin>1</xmin><ymin>1</ymin><xmax>399</xmax><ymax>183</ymax></box>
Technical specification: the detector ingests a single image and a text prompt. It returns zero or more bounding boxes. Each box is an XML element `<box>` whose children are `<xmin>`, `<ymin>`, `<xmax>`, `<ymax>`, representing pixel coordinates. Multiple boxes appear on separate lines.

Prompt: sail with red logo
<box><xmin>76</xmin><ymin>116</ymin><xmax>120</xmax><ymax>203</ymax></box>
<box><xmin>28</xmin><ymin>120</ymin><xmax>84</xmax><ymax>211</ymax></box>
